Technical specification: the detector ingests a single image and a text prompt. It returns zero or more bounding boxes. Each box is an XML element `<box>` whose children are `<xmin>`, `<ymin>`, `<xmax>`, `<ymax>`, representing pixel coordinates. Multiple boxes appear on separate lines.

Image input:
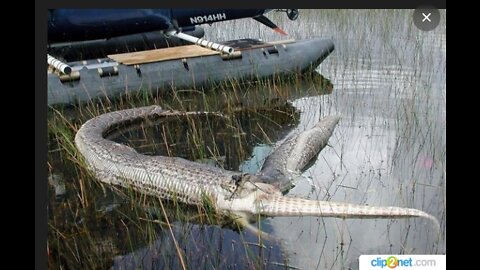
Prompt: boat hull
<box><xmin>47</xmin><ymin>38</ymin><xmax>334</xmax><ymax>106</ymax></box>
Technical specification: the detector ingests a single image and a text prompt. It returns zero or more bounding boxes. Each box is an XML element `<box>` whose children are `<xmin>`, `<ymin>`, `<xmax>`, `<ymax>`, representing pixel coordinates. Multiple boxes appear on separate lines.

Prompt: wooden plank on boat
<box><xmin>108</xmin><ymin>39</ymin><xmax>297</xmax><ymax>65</ymax></box>
<box><xmin>108</xmin><ymin>45</ymin><xmax>219</xmax><ymax>65</ymax></box>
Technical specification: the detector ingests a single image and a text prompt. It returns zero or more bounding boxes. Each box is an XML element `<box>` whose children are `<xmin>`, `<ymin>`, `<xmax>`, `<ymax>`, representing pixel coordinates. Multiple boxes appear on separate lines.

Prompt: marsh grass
<box><xmin>207</xmin><ymin>9</ymin><xmax>445</xmax><ymax>269</ymax></box>
<box><xmin>47</xmin><ymin>71</ymin><xmax>332</xmax><ymax>269</ymax></box>
<box><xmin>47</xmin><ymin>9</ymin><xmax>446</xmax><ymax>270</ymax></box>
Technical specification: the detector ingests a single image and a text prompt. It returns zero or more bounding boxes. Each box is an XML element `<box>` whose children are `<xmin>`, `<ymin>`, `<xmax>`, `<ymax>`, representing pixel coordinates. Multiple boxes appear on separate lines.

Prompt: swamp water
<box><xmin>47</xmin><ymin>9</ymin><xmax>446</xmax><ymax>269</ymax></box>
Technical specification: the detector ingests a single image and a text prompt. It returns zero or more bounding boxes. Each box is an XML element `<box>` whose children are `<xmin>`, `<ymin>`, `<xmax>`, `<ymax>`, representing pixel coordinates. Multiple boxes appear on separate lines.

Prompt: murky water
<box><xmin>48</xmin><ymin>9</ymin><xmax>446</xmax><ymax>269</ymax></box>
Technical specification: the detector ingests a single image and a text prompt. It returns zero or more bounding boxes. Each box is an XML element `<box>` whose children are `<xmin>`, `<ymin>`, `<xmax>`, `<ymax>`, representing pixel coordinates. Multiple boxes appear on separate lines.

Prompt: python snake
<box><xmin>75</xmin><ymin>105</ymin><xmax>439</xmax><ymax>228</ymax></box>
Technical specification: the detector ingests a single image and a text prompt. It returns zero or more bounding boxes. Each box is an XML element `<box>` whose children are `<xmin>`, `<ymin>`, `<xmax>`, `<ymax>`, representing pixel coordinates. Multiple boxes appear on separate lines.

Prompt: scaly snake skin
<box><xmin>75</xmin><ymin>105</ymin><xmax>439</xmax><ymax>228</ymax></box>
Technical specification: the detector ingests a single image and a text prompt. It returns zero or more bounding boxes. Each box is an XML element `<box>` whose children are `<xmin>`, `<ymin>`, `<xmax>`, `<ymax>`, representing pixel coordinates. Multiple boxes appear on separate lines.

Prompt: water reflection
<box><xmin>230</xmin><ymin>10</ymin><xmax>446</xmax><ymax>270</ymax></box>
<box><xmin>48</xmin><ymin>9</ymin><xmax>445</xmax><ymax>270</ymax></box>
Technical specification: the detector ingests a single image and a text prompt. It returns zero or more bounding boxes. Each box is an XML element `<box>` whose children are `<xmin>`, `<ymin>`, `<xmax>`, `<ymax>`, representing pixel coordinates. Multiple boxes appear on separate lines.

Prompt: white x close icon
<box><xmin>422</xmin><ymin>13</ymin><xmax>432</xmax><ymax>22</ymax></box>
